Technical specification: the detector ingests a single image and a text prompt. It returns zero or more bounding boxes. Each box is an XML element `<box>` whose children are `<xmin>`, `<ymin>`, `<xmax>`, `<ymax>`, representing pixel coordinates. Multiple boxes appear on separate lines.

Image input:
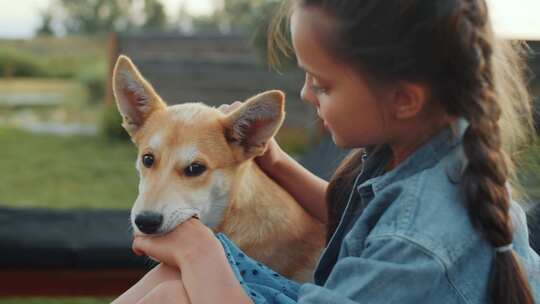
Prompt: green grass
<box><xmin>0</xmin><ymin>127</ymin><xmax>137</xmax><ymax>209</ymax></box>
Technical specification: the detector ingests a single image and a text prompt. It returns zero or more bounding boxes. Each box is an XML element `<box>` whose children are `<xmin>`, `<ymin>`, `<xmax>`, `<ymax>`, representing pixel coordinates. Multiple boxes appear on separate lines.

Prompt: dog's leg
<box><xmin>111</xmin><ymin>263</ymin><xmax>183</xmax><ymax>304</ymax></box>
<box><xmin>135</xmin><ymin>280</ymin><xmax>191</xmax><ymax>304</ymax></box>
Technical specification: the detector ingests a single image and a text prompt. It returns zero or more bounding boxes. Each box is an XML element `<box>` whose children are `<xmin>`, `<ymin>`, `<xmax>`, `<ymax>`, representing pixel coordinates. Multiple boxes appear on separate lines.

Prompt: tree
<box><xmin>58</xmin><ymin>0</ymin><xmax>135</xmax><ymax>34</ymax></box>
<box><xmin>187</xmin><ymin>0</ymin><xmax>280</xmax><ymax>35</ymax></box>
<box><xmin>142</xmin><ymin>0</ymin><xmax>167</xmax><ymax>31</ymax></box>
<box><xmin>36</xmin><ymin>8</ymin><xmax>55</xmax><ymax>36</ymax></box>
<box><xmin>184</xmin><ymin>0</ymin><xmax>292</xmax><ymax>67</ymax></box>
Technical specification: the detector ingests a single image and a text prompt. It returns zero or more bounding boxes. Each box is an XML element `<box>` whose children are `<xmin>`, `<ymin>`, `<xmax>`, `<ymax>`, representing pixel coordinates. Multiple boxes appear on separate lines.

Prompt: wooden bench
<box><xmin>0</xmin><ymin>207</ymin><xmax>153</xmax><ymax>297</ymax></box>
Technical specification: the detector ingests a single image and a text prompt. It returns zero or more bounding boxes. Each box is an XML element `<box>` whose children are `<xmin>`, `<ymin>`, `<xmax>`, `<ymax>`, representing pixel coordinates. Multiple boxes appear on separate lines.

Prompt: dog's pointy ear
<box><xmin>112</xmin><ymin>55</ymin><xmax>166</xmax><ymax>137</ymax></box>
<box><xmin>222</xmin><ymin>90</ymin><xmax>285</xmax><ymax>159</ymax></box>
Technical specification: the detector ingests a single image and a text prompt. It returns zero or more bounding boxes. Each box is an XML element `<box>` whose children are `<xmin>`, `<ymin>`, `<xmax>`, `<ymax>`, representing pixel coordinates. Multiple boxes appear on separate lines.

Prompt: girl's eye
<box><xmin>184</xmin><ymin>163</ymin><xmax>207</xmax><ymax>177</ymax></box>
<box><xmin>142</xmin><ymin>154</ymin><xmax>154</xmax><ymax>168</ymax></box>
<box><xmin>310</xmin><ymin>84</ymin><xmax>328</xmax><ymax>95</ymax></box>
<box><xmin>307</xmin><ymin>73</ymin><xmax>329</xmax><ymax>96</ymax></box>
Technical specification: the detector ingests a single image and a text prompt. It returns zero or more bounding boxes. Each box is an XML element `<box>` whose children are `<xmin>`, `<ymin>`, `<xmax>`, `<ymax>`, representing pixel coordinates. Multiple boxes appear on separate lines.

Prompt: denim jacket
<box><xmin>298</xmin><ymin>118</ymin><xmax>540</xmax><ymax>303</ymax></box>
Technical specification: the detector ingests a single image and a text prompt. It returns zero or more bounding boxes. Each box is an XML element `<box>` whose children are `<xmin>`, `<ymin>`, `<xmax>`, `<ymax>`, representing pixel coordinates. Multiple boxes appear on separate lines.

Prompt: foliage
<box><xmin>39</xmin><ymin>0</ymin><xmax>169</xmax><ymax>35</ymax></box>
<box><xmin>78</xmin><ymin>62</ymin><xmax>107</xmax><ymax>103</ymax></box>
<box><xmin>100</xmin><ymin>101</ymin><xmax>131</xmax><ymax>141</ymax></box>
<box><xmin>0</xmin><ymin>49</ymin><xmax>44</xmax><ymax>78</ymax></box>
<box><xmin>57</xmin><ymin>0</ymin><xmax>135</xmax><ymax>34</ymax></box>
<box><xmin>249</xmin><ymin>0</ymin><xmax>296</xmax><ymax>69</ymax></box>
<box><xmin>0</xmin><ymin>127</ymin><xmax>137</xmax><ymax>210</ymax></box>
<box><xmin>142</xmin><ymin>0</ymin><xmax>168</xmax><ymax>31</ymax></box>
<box><xmin>188</xmin><ymin>0</ymin><xmax>295</xmax><ymax>68</ymax></box>
<box><xmin>0</xmin><ymin>37</ymin><xmax>106</xmax><ymax>79</ymax></box>
<box><xmin>213</xmin><ymin>0</ymin><xmax>277</xmax><ymax>34</ymax></box>
<box><xmin>36</xmin><ymin>8</ymin><xmax>55</xmax><ymax>37</ymax></box>
<box><xmin>34</xmin><ymin>0</ymin><xmax>294</xmax><ymax>69</ymax></box>
<box><xmin>516</xmin><ymin>137</ymin><xmax>540</xmax><ymax>202</ymax></box>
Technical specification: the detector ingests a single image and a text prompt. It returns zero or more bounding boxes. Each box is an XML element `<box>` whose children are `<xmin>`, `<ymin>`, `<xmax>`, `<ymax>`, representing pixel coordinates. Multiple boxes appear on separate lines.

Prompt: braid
<box><xmin>457</xmin><ymin>1</ymin><xmax>534</xmax><ymax>303</ymax></box>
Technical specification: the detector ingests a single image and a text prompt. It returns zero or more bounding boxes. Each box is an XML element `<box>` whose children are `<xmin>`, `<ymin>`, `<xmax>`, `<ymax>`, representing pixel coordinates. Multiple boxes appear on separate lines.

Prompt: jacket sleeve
<box><xmin>297</xmin><ymin>235</ymin><xmax>458</xmax><ymax>303</ymax></box>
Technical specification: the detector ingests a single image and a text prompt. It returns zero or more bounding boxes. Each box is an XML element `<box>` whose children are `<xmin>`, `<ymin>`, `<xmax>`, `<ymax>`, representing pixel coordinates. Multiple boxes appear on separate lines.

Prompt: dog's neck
<box><xmin>215</xmin><ymin>158</ymin><xmax>295</xmax><ymax>235</ymax></box>
<box><xmin>201</xmin><ymin>159</ymin><xmax>265</xmax><ymax>229</ymax></box>
<box><xmin>230</xmin><ymin>160</ymin><xmax>269</xmax><ymax>209</ymax></box>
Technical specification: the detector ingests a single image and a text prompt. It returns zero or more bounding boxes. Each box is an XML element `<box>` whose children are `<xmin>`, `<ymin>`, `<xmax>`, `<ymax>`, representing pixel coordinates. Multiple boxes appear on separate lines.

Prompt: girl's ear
<box><xmin>222</xmin><ymin>90</ymin><xmax>285</xmax><ymax>159</ymax></box>
<box><xmin>112</xmin><ymin>55</ymin><xmax>166</xmax><ymax>137</ymax></box>
<box><xmin>391</xmin><ymin>82</ymin><xmax>430</xmax><ymax>120</ymax></box>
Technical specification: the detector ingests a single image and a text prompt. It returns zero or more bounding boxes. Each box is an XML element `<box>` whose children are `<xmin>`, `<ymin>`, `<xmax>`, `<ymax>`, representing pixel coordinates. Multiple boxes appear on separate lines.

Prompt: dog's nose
<box><xmin>135</xmin><ymin>211</ymin><xmax>163</xmax><ymax>234</ymax></box>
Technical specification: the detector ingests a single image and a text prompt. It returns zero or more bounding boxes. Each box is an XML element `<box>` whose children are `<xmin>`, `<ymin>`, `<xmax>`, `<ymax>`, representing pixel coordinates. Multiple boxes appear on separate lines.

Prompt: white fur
<box><xmin>135</xmin><ymin>158</ymin><xmax>141</xmax><ymax>173</ymax></box>
<box><xmin>148</xmin><ymin>131</ymin><xmax>164</xmax><ymax>151</ymax></box>
<box><xmin>173</xmin><ymin>144</ymin><xmax>198</xmax><ymax>165</ymax></box>
<box><xmin>199</xmin><ymin>170</ymin><xmax>230</xmax><ymax>229</ymax></box>
<box><xmin>170</xmin><ymin>104</ymin><xmax>204</xmax><ymax>124</ymax></box>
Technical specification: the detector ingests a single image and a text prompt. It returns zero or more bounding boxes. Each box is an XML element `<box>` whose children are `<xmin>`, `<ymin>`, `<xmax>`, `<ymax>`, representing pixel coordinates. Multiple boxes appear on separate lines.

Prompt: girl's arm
<box><xmin>256</xmin><ymin>138</ymin><xmax>329</xmax><ymax>224</ymax></box>
<box><xmin>132</xmin><ymin>218</ymin><xmax>253</xmax><ymax>304</ymax></box>
<box><xmin>178</xmin><ymin>238</ymin><xmax>252</xmax><ymax>304</ymax></box>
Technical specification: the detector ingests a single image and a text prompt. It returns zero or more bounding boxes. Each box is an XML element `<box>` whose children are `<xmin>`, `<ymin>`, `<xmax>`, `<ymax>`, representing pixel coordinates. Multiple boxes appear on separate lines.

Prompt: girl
<box><xmin>113</xmin><ymin>0</ymin><xmax>540</xmax><ymax>303</ymax></box>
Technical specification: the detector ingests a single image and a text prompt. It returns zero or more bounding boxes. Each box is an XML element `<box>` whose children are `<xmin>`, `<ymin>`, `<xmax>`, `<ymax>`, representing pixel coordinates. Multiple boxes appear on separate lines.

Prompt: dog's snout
<box><xmin>135</xmin><ymin>211</ymin><xmax>163</xmax><ymax>234</ymax></box>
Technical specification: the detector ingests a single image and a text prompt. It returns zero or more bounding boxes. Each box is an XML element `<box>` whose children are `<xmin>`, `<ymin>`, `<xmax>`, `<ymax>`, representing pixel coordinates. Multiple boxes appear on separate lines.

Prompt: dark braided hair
<box><xmin>269</xmin><ymin>0</ymin><xmax>535</xmax><ymax>303</ymax></box>
<box><xmin>450</xmin><ymin>2</ymin><xmax>533</xmax><ymax>303</ymax></box>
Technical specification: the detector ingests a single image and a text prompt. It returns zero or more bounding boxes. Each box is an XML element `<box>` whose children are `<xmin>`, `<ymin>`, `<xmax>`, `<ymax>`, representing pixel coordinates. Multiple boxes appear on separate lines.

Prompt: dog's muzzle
<box><xmin>135</xmin><ymin>211</ymin><xmax>163</xmax><ymax>234</ymax></box>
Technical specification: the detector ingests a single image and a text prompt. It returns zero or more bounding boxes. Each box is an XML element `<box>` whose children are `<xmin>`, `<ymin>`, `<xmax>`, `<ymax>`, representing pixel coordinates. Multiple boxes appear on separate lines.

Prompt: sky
<box><xmin>0</xmin><ymin>0</ymin><xmax>539</xmax><ymax>39</ymax></box>
<box><xmin>0</xmin><ymin>0</ymin><xmax>218</xmax><ymax>38</ymax></box>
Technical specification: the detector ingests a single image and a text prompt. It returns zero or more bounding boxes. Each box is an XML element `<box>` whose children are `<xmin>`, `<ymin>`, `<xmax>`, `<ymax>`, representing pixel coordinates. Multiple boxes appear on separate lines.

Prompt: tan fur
<box><xmin>113</xmin><ymin>55</ymin><xmax>325</xmax><ymax>282</ymax></box>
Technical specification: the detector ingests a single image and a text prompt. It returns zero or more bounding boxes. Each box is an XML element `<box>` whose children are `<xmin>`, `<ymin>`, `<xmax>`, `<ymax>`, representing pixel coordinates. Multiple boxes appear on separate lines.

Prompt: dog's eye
<box><xmin>142</xmin><ymin>154</ymin><xmax>154</xmax><ymax>168</ymax></box>
<box><xmin>184</xmin><ymin>163</ymin><xmax>206</xmax><ymax>177</ymax></box>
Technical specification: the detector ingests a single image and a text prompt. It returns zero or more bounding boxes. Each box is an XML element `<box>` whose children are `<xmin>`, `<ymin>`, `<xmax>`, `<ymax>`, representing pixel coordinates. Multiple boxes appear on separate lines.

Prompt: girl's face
<box><xmin>290</xmin><ymin>5</ymin><xmax>392</xmax><ymax>149</ymax></box>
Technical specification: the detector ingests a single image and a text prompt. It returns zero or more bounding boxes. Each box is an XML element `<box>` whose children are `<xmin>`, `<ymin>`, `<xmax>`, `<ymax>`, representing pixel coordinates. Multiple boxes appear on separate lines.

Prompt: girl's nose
<box><xmin>300</xmin><ymin>74</ymin><xmax>318</xmax><ymax>107</ymax></box>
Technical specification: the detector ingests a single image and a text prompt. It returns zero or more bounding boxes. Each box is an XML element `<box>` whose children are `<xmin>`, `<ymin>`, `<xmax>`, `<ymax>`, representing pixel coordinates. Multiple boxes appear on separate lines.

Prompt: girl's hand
<box><xmin>132</xmin><ymin>218</ymin><xmax>223</xmax><ymax>268</ymax></box>
<box><xmin>217</xmin><ymin>100</ymin><xmax>286</xmax><ymax>172</ymax></box>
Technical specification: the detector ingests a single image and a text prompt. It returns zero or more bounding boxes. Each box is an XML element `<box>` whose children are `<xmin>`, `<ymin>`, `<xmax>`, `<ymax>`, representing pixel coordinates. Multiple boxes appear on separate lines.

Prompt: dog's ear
<box><xmin>112</xmin><ymin>55</ymin><xmax>166</xmax><ymax>137</ymax></box>
<box><xmin>222</xmin><ymin>90</ymin><xmax>285</xmax><ymax>159</ymax></box>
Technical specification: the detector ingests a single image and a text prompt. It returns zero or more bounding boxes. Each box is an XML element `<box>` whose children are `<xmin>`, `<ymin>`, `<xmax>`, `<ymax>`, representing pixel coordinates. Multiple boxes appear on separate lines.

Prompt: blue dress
<box><xmin>216</xmin><ymin>233</ymin><xmax>301</xmax><ymax>303</ymax></box>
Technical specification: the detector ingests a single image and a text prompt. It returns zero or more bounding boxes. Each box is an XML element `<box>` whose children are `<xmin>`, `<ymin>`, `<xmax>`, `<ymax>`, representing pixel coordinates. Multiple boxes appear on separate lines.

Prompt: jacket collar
<box><xmin>358</xmin><ymin>117</ymin><xmax>469</xmax><ymax>195</ymax></box>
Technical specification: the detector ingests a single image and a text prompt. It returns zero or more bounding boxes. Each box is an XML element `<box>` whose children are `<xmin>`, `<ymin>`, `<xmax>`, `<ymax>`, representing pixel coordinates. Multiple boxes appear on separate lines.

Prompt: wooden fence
<box><xmin>106</xmin><ymin>32</ymin><xmax>318</xmax><ymax>132</ymax></box>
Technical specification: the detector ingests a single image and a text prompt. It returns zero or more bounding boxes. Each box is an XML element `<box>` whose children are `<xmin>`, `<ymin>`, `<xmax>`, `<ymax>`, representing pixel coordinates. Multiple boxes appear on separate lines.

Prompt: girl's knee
<box><xmin>136</xmin><ymin>280</ymin><xmax>189</xmax><ymax>304</ymax></box>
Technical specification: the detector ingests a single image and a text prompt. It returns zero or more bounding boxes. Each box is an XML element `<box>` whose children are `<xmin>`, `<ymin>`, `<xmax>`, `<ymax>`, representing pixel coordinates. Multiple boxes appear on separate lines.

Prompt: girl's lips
<box><xmin>316</xmin><ymin>109</ymin><xmax>328</xmax><ymax>128</ymax></box>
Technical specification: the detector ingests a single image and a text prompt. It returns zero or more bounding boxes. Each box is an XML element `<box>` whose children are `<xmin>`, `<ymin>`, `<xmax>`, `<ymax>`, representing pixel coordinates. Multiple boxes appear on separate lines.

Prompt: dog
<box><xmin>112</xmin><ymin>55</ymin><xmax>325</xmax><ymax>282</ymax></box>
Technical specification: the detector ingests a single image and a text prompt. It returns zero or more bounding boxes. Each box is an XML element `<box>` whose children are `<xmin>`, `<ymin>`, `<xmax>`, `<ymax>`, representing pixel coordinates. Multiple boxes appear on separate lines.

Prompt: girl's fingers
<box><xmin>217</xmin><ymin>104</ymin><xmax>229</xmax><ymax>112</ymax></box>
<box><xmin>217</xmin><ymin>101</ymin><xmax>243</xmax><ymax>114</ymax></box>
<box><xmin>230</xmin><ymin>101</ymin><xmax>242</xmax><ymax>108</ymax></box>
<box><xmin>132</xmin><ymin>237</ymin><xmax>149</xmax><ymax>256</ymax></box>
<box><xmin>132</xmin><ymin>245</ymin><xmax>144</xmax><ymax>256</ymax></box>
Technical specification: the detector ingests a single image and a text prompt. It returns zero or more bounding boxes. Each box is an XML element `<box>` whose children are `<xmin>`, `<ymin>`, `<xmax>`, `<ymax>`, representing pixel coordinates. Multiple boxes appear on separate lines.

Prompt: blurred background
<box><xmin>0</xmin><ymin>0</ymin><xmax>538</xmax><ymax>303</ymax></box>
